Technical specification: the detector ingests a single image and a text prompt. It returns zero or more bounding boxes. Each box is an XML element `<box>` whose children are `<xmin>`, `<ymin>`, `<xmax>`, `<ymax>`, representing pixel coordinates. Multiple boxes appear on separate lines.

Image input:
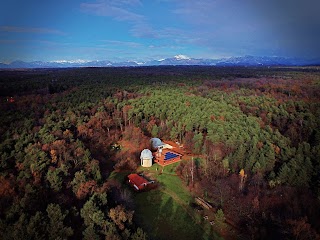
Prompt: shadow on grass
<box><xmin>109</xmin><ymin>170</ymin><xmax>222</xmax><ymax>239</ymax></box>
<box><xmin>133</xmin><ymin>188</ymin><xmax>220</xmax><ymax>240</ymax></box>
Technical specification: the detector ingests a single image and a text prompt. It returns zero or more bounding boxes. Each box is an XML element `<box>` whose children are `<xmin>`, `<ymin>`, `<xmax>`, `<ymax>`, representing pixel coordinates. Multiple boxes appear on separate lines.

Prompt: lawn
<box><xmin>133</xmin><ymin>189</ymin><xmax>217</xmax><ymax>240</ymax></box>
<box><xmin>110</xmin><ymin>162</ymin><xmax>222</xmax><ymax>240</ymax></box>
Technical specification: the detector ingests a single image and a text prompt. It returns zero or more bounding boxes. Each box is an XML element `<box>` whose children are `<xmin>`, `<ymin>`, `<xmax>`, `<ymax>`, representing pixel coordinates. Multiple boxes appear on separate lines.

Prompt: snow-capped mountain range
<box><xmin>0</xmin><ymin>55</ymin><xmax>319</xmax><ymax>68</ymax></box>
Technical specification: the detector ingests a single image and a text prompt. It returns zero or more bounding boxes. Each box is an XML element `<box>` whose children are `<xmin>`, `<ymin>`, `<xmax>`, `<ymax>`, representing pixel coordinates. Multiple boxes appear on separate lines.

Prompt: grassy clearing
<box><xmin>133</xmin><ymin>189</ymin><xmax>218</xmax><ymax>240</ymax></box>
<box><xmin>111</xmin><ymin>163</ymin><xmax>222</xmax><ymax>240</ymax></box>
<box><xmin>138</xmin><ymin>161</ymin><xmax>180</xmax><ymax>174</ymax></box>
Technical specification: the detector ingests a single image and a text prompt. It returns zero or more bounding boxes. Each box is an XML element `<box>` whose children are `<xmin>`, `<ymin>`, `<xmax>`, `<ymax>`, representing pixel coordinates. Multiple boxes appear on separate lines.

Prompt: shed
<box><xmin>128</xmin><ymin>173</ymin><xmax>154</xmax><ymax>191</ymax></box>
<box><xmin>140</xmin><ymin>149</ymin><xmax>153</xmax><ymax>167</ymax></box>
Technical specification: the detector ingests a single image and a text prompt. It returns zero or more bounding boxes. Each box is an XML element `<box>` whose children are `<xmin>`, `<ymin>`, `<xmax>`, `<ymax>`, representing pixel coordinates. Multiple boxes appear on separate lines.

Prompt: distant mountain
<box><xmin>0</xmin><ymin>55</ymin><xmax>319</xmax><ymax>69</ymax></box>
<box><xmin>0</xmin><ymin>60</ymin><xmax>114</xmax><ymax>68</ymax></box>
<box><xmin>214</xmin><ymin>55</ymin><xmax>316</xmax><ymax>66</ymax></box>
<box><xmin>0</xmin><ymin>62</ymin><xmax>8</xmax><ymax>68</ymax></box>
<box><xmin>143</xmin><ymin>55</ymin><xmax>320</xmax><ymax>66</ymax></box>
<box><xmin>145</xmin><ymin>55</ymin><xmax>218</xmax><ymax>66</ymax></box>
<box><xmin>111</xmin><ymin>61</ymin><xmax>139</xmax><ymax>67</ymax></box>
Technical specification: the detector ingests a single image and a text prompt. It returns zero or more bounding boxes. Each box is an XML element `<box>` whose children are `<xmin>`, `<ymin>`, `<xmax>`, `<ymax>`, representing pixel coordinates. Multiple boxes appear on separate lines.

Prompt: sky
<box><xmin>0</xmin><ymin>0</ymin><xmax>319</xmax><ymax>62</ymax></box>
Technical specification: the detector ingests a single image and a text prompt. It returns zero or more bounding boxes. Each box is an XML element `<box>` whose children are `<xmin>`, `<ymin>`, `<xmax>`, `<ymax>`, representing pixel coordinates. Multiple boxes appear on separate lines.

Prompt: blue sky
<box><xmin>1</xmin><ymin>0</ymin><xmax>319</xmax><ymax>62</ymax></box>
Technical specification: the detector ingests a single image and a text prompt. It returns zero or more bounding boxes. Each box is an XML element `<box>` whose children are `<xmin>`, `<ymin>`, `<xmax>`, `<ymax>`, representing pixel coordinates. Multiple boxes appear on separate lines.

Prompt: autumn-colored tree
<box><xmin>0</xmin><ymin>175</ymin><xmax>15</xmax><ymax>198</ymax></box>
<box><xmin>108</xmin><ymin>205</ymin><xmax>134</xmax><ymax>230</ymax></box>
<box><xmin>76</xmin><ymin>180</ymin><xmax>97</xmax><ymax>199</ymax></box>
<box><xmin>1</xmin><ymin>65</ymin><xmax>320</xmax><ymax>240</ymax></box>
<box><xmin>239</xmin><ymin>169</ymin><xmax>247</xmax><ymax>192</ymax></box>
<box><xmin>287</xmin><ymin>217</ymin><xmax>320</xmax><ymax>240</ymax></box>
<box><xmin>122</xmin><ymin>105</ymin><xmax>133</xmax><ymax>126</ymax></box>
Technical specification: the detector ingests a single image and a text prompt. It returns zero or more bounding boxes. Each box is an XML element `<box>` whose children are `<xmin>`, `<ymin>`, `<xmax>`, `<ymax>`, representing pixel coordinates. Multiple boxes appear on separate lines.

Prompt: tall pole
<box><xmin>190</xmin><ymin>157</ymin><xmax>194</xmax><ymax>186</ymax></box>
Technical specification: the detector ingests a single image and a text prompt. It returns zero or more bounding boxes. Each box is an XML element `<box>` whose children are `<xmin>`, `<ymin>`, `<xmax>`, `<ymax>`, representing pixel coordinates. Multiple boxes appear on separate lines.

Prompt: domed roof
<box><xmin>150</xmin><ymin>138</ymin><xmax>163</xmax><ymax>149</ymax></box>
<box><xmin>140</xmin><ymin>149</ymin><xmax>152</xmax><ymax>159</ymax></box>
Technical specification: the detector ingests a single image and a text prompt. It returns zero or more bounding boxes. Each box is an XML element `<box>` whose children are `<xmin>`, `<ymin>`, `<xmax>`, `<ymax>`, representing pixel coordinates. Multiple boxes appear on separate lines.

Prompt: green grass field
<box><xmin>110</xmin><ymin>162</ymin><xmax>222</xmax><ymax>240</ymax></box>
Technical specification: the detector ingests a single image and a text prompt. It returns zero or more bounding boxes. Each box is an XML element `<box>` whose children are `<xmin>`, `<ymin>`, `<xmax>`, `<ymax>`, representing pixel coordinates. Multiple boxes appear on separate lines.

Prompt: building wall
<box><xmin>141</xmin><ymin>157</ymin><xmax>152</xmax><ymax>167</ymax></box>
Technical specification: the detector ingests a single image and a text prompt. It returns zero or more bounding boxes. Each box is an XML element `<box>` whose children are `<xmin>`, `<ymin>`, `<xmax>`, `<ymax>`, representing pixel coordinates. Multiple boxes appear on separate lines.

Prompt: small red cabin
<box><xmin>128</xmin><ymin>173</ymin><xmax>154</xmax><ymax>191</ymax></box>
<box><xmin>7</xmin><ymin>97</ymin><xmax>15</xmax><ymax>103</ymax></box>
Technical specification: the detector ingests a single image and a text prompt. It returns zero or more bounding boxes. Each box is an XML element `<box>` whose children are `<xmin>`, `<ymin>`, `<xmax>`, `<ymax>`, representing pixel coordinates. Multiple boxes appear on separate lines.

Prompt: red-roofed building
<box><xmin>7</xmin><ymin>97</ymin><xmax>15</xmax><ymax>103</ymax></box>
<box><xmin>127</xmin><ymin>173</ymin><xmax>154</xmax><ymax>191</ymax></box>
<box><xmin>152</xmin><ymin>140</ymin><xmax>183</xmax><ymax>166</ymax></box>
<box><xmin>162</xmin><ymin>140</ymin><xmax>184</xmax><ymax>155</ymax></box>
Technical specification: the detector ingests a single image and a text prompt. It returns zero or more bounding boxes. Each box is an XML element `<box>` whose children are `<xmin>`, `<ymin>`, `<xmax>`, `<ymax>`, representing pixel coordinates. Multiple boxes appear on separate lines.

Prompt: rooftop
<box><xmin>128</xmin><ymin>173</ymin><xmax>150</xmax><ymax>191</ymax></box>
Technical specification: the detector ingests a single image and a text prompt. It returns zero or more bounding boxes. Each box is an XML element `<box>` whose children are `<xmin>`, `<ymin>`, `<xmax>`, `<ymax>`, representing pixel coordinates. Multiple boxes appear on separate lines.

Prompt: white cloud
<box><xmin>169</xmin><ymin>0</ymin><xmax>320</xmax><ymax>57</ymax></box>
<box><xmin>99</xmin><ymin>40</ymin><xmax>142</xmax><ymax>48</ymax></box>
<box><xmin>80</xmin><ymin>0</ymin><xmax>320</xmax><ymax>58</ymax></box>
<box><xmin>80</xmin><ymin>0</ymin><xmax>144</xmax><ymax>22</ymax></box>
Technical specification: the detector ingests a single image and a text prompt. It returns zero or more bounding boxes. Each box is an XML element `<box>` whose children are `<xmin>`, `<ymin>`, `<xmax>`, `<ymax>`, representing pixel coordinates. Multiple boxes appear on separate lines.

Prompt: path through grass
<box><xmin>108</xmin><ymin>163</ymin><xmax>222</xmax><ymax>239</ymax></box>
<box><xmin>132</xmin><ymin>163</ymin><xmax>222</xmax><ymax>239</ymax></box>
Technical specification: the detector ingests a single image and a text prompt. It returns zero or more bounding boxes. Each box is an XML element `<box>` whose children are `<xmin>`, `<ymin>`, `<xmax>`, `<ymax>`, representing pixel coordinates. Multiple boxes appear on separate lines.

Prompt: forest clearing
<box><xmin>109</xmin><ymin>164</ymin><xmax>223</xmax><ymax>240</ymax></box>
<box><xmin>0</xmin><ymin>66</ymin><xmax>320</xmax><ymax>239</ymax></box>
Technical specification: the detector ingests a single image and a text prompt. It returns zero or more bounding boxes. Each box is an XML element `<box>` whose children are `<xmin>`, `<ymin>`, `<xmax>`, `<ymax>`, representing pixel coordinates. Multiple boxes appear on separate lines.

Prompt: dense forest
<box><xmin>0</xmin><ymin>66</ymin><xmax>320</xmax><ymax>239</ymax></box>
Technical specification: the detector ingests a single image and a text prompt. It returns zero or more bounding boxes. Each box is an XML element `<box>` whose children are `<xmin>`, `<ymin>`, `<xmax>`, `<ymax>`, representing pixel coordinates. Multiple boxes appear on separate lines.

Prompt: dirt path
<box><xmin>161</xmin><ymin>188</ymin><xmax>195</xmax><ymax>219</ymax></box>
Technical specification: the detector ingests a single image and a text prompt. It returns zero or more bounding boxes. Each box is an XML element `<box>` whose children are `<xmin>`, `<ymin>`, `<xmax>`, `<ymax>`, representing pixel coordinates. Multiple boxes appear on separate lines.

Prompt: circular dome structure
<box><xmin>140</xmin><ymin>149</ymin><xmax>153</xmax><ymax>167</ymax></box>
<box><xmin>150</xmin><ymin>138</ymin><xmax>164</xmax><ymax>150</ymax></box>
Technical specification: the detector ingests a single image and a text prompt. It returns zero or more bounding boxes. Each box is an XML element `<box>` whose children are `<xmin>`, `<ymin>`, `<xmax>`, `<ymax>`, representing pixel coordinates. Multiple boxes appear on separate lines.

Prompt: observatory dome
<box><xmin>140</xmin><ymin>149</ymin><xmax>153</xmax><ymax>167</ymax></box>
<box><xmin>150</xmin><ymin>138</ymin><xmax>164</xmax><ymax>150</ymax></box>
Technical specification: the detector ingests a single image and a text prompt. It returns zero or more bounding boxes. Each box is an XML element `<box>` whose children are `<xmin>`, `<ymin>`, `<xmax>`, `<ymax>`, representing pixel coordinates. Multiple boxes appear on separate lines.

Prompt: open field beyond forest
<box><xmin>0</xmin><ymin>66</ymin><xmax>320</xmax><ymax>240</ymax></box>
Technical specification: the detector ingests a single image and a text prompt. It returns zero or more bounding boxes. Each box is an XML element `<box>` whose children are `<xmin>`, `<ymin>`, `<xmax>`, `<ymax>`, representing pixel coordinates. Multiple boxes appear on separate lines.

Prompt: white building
<box><xmin>140</xmin><ymin>149</ymin><xmax>153</xmax><ymax>167</ymax></box>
